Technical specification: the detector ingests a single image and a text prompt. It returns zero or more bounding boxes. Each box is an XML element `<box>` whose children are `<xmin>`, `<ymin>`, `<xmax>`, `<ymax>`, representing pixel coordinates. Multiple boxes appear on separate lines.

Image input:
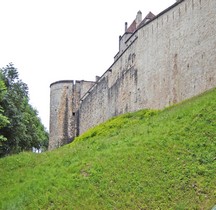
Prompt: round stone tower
<box><xmin>49</xmin><ymin>80</ymin><xmax>75</xmax><ymax>150</ymax></box>
<box><xmin>49</xmin><ymin>79</ymin><xmax>96</xmax><ymax>150</ymax></box>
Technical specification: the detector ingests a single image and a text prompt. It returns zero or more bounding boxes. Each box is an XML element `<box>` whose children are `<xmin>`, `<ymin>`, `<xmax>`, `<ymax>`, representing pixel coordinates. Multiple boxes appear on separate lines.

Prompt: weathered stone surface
<box><xmin>79</xmin><ymin>0</ymin><xmax>216</xmax><ymax>134</ymax></box>
<box><xmin>49</xmin><ymin>0</ymin><xmax>216</xmax><ymax>150</ymax></box>
<box><xmin>49</xmin><ymin>80</ymin><xmax>95</xmax><ymax>150</ymax></box>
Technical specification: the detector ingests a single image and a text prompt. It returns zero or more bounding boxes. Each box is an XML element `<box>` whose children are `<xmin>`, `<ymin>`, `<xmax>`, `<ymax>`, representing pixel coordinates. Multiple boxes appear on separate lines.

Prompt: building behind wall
<box><xmin>49</xmin><ymin>0</ymin><xmax>216</xmax><ymax>150</ymax></box>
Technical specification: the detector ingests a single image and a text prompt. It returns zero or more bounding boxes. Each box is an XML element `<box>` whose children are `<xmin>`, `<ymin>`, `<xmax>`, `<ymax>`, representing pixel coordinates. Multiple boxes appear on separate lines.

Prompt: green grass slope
<box><xmin>0</xmin><ymin>88</ymin><xmax>216</xmax><ymax>210</ymax></box>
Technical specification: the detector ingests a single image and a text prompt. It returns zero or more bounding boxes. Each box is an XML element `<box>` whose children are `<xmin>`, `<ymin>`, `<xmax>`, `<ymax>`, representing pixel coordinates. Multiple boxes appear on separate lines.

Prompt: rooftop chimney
<box><xmin>125</xmin><ymin>22</ymin><xmax>128</xmax><ymax>32</ymax></box>
<box><xmin>136</xmin><ymin>11</ymin><xmax>142</xmax><ymax>28</ymax></box>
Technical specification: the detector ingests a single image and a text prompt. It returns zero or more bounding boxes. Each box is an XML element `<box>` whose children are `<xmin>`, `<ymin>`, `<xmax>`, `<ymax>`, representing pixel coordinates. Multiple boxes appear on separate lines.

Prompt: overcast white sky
<box><xmin>0</xmin><ymin>0</ymin><xmax>175</xmax><ymax>130</ymax></box>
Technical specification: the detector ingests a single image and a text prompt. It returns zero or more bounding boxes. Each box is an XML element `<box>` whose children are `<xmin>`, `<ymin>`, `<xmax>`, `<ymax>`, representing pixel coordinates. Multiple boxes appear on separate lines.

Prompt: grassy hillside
<box><xmin>0</xmin><ymin>88</ymin><xmax>216</xmax><ymax>210</ymax></box>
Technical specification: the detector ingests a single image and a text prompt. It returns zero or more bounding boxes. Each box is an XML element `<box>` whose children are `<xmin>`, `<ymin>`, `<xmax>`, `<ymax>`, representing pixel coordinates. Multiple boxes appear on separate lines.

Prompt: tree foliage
<box><xmin>0</xmin><ymin>73</ymin><xmax>10</xmax><ymax>142</ymax></box>
<box><xmin>0</xmin><ymin>63</ymin><xmax>48</xmax><ymax>157</ymax></box>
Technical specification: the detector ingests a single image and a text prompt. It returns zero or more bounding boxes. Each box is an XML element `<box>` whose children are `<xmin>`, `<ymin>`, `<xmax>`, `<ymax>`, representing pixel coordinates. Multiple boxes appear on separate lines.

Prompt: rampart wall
<box><xmin>79</xmin><ymin>0</ymin><xmax>216</xmax><ymax>134</ymax></box>
<box><xmin>49</xmin><ymin>0</ymin><xmax>216</xmax><ymax>149</ymax></box>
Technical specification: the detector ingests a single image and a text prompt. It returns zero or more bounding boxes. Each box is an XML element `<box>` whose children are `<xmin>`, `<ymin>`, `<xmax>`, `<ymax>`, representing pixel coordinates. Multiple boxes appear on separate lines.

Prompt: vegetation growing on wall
<box><xmin>0</xmin><ymin>63</ymin><xmax>48</xmax><ymax>157</ymax></box>
<box><xmin>0</xmin><ymin>88</ymin><xmax>215</xmax><ymax>209</ymax></box>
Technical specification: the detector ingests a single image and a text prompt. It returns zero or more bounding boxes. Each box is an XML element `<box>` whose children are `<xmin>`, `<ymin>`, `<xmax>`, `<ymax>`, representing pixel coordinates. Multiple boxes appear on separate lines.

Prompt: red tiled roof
<box><xmin>126</xmin><ymin>11</ymin><xmax>155</xmax><ymax>34</ymax></box>
<box><xmin>138</xmin><ymin>12</ymin><xmax>155</xmax><ymax>28</ymax></box>
<box><xmin>126</xmin><ymin>20</ymin><xmax>136</xmax><ymax>33</ymax></box>
<box><xmin>145</xmin><ymin>11</ymin><xmax>155</xmax><ymax>20</ymax></box>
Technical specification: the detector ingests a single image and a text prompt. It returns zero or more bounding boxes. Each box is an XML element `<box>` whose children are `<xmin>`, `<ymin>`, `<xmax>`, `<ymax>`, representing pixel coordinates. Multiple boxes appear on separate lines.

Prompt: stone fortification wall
<box><xmin>49</xmin><ymin>80</ymin><xmax>95</xmax><ymax>150</ymax></box>
<box><xmin>79</xmin><ymin>0</ymin><xmax>216</xmax><ymax>134</ymax></box>
<box><xmin>49</xmin><ymin>80</ymin><xmax>74</xmax><ymax>150</ymax></box>
<box><xmin>74</xmin><ymin>80</ymin><xmax>96</xmax><ymax>136</ymax></box>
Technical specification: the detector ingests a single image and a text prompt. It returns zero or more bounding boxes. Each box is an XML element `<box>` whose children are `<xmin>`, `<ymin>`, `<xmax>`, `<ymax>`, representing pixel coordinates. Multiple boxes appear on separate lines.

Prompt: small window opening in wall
<box><xmin>187</xmin><ymin>64</ymin><xmax>190</xmax><ymax>69</ymax></box>
<box><xmin>72</xmin><ymin>112</ymin><xmax>75</xmax><ymax>116</ymax></box>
